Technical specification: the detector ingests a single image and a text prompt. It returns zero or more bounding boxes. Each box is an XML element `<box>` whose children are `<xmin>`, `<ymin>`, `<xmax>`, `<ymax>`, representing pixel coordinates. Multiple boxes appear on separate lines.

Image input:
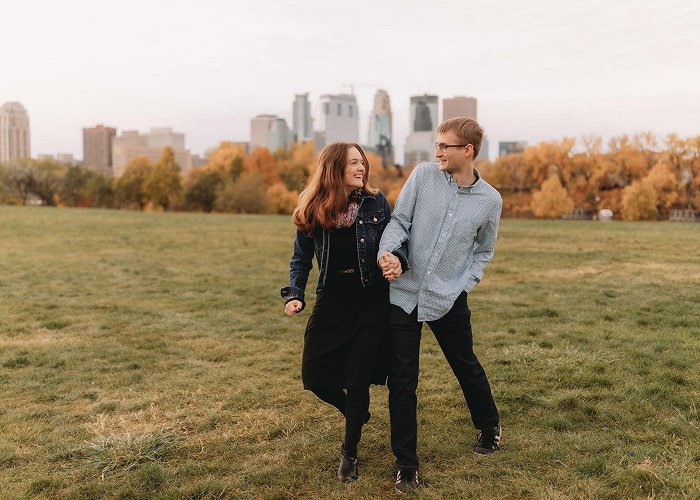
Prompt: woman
<box><xmin>281</xmin><ymin>142</ymin><xmax>404</xmax><ymax>483</ymax></box>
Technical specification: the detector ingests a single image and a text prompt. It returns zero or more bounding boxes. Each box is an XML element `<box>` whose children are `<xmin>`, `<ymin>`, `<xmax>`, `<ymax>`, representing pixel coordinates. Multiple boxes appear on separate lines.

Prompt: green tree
<box><xmin>114</xmin><ymin>157</ymin><xmax>153</xmax><ymax>210</ymax></box>
<box><xmin>183</xmin><ymin>167</ymin><xmax>225</xmax><ymax>212</ymax></box>
<box><xmin>31</xmin><ymin>159</ymin><xmax>66</xmax><ymax>205</ymax></box>
<box><xmin>215</xmin><ymin>171</ymin><xmax>268</xmax><ymax>213</ymax></box>
<box><xmin>144</xmin><ymin>147</ymin><xmax>182</xmax><ymax>211</ymax></box>
<box><xmin>0</xmin><ymin>160</ymin><xmax>34</xmax><ymax>204</ymax></box>
<box><xmin>58</xmin><ymin>166</ymin><xmax>112</xmax><ymax>207</ymax></box>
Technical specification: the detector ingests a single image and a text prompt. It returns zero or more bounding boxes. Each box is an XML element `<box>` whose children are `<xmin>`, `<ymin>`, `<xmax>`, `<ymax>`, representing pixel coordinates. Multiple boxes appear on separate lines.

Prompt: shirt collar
<box><xmin>443</xmin><ymin>167</ymin><xmax>482</xmax><ymax>191</ymax></box>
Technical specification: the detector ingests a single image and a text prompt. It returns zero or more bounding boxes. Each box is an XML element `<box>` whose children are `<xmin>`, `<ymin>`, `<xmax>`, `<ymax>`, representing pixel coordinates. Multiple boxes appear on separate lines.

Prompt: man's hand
<box><xmin>379</xmin><ymin>252</ymin><xmax>402</xmax><ymax>282</ymax></box>
<box><xmin>284</xmin><ymin>300</ymin><xmax>303</xmax><ymax>317</ymax></box>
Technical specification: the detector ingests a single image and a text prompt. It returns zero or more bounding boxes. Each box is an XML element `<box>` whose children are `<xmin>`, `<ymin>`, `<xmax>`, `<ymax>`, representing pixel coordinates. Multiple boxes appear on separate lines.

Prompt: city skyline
<box><xmin>1</xmin><ymin>0</ymin><xmax>698</xmax><ymax>161</ymax></box>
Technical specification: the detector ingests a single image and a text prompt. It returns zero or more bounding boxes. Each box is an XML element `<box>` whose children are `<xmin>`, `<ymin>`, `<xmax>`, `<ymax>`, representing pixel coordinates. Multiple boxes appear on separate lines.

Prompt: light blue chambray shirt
<box><xmin>378</xmin><ymin>162</ymin><xmax>502</xmax><ymax>321</ymax></box>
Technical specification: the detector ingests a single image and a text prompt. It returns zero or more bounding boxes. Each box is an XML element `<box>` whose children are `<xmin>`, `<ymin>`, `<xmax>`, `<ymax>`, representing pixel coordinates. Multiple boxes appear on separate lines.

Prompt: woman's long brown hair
<box><xmin>292</xmin><ymin>142</ymin><xmax>377</xmax><ymax>234</ymax></box>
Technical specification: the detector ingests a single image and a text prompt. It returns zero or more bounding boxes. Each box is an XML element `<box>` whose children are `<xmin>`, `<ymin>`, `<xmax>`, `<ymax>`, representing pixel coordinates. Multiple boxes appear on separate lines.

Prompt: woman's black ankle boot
<box><xmin>337</xmin><ymin>445</ymin><xmax>359</xmax><ymax>483</ymax></box>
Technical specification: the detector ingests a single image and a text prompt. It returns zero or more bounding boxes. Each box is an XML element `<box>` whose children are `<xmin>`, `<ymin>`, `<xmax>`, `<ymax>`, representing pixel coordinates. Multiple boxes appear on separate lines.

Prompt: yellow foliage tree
<box><xmin>144</xmin><ymin>147</ymin><xmax>182</xmax><ymax>211</ymax></box>
<box><xmin>621</xmin><ymin>180</ymin><xmax>658</xmax><ymax>220</ymax></box>
<box><xmin>114</xmin><ymin>156</ymin><xmax>153</xmax><ymax>210</ymax></box>
<box><xmin>207</xmin><ymin>142</ymin><xmax>246</xmax><ymax>177</ymax></box>
<box><xmin>644</xmin><ymin>162</ymin><xmax>678</xmax><ymax>210</ymax></box>
<box><xmin>530</xmin><ymin>174</ymin><xmax>574</xmax><ymax>218</ymax></box>
<box><xmin>266</xmin><ymin>183</ymin><xmax>298</xmax><ymax>214</ymax></box>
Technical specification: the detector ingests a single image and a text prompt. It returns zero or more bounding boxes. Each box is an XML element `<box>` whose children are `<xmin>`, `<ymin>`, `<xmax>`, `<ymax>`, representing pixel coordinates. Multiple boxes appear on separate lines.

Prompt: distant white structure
<box><xmin>112</xmin><ymin>127</ymin><xmax>192</xmax><ymax>177</ymax></box>
<box><xmin>317</xmin><ymin>93</ymin><xmax>359</xmax><ymax>148</ymax></box>
<box><xmin>0</xmin><ymin>101</ymin><xmax>30</xmax><ymax>164</ymax></box>
<box><xmin>598</xmin><ymin>209</ymin><xmax>613</xmax><ymax>222</ymax></box>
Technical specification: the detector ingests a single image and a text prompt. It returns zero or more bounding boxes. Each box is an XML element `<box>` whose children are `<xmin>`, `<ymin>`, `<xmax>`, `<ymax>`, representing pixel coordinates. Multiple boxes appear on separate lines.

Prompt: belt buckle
<box><xmin>339</xmin><ymin>268</ymin><xmax>355</xmax><ymax>274</ymax></box>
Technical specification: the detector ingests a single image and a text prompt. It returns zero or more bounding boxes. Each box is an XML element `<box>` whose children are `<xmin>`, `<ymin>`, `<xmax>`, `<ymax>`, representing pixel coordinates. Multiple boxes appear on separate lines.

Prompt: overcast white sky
<box><xmin>1</xmin><ymin>0</ymin><xmax>699</xmax><ymax>161</ymax></box>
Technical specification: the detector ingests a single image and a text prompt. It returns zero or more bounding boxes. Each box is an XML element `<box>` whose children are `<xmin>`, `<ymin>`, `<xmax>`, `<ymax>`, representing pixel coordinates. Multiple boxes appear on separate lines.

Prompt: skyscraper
<box><xmin>83</xmin><ymin>124</ymin><xmax>117</xmax><ymax>176</ymax></box>
<box><xmin>292</xmin><ymin>93</ymin><xmax>313</xmax><ymax>142</ymax></box>
<box><xmin>442</xmin><ymin>96</ymin><xmax>477</xmax><ymax>120</ymax></box>
<box><xmin>0</xmin><ymin>102</ymin><xmax>30</xmax><ymax>164</ymax></box>
<box><xmin>404</xmin><ymin>94</ymin><xmax>438</xmax><ymax>165</ymax></box>
<box><xmin>317</xmin><ymin>94</ymin><xmax>359</xmax><ymax>148</ymax></box>
<box><xmin>368</xmin><ymin>89</ymin><xmax>393</xmax><ymax>165</ymax></box>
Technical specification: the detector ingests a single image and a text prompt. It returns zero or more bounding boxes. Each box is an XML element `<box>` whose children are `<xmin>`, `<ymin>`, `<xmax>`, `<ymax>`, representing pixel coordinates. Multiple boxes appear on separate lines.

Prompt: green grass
<box><xmin>1</xmin><ymin>205</ymin><xmax>699</xmax><ymax>499</ymax></box>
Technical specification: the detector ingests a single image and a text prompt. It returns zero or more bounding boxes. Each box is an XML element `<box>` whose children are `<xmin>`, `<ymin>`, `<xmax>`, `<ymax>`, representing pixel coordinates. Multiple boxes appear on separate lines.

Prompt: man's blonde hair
<box><xmin>437</xmin><ymin>117</ymin><xmax>483</xmax><ymax>159</ymax></box>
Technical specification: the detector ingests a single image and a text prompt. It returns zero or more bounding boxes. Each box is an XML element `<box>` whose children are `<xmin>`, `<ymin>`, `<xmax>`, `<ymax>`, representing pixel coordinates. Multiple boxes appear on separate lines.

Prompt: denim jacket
<box><xmin>280</xmin><ymin>190</ymin><xmax>408</xmax><ymax>311</ymax></box>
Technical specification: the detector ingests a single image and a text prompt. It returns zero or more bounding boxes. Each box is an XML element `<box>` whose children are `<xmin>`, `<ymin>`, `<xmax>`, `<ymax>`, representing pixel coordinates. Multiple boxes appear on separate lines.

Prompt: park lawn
<box><xmin>1</xmin><ymin>205</ymin><xmax>699</xmax><ymax>499</ymax></box>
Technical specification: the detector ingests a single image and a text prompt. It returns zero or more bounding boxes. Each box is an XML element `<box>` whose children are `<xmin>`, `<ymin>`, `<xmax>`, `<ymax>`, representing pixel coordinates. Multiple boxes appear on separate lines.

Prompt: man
<box><xmin>378</xmin><ymin>117</ymin><xmax>502</xmax><ymax>494</ymax></box>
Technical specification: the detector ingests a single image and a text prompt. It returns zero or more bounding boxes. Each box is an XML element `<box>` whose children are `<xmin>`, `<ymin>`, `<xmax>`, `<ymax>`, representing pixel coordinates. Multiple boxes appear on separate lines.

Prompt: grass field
<box><xmin>1</xmin><ymin>205</ymin><xmax>699</xmax><ymax>499</ymax></box>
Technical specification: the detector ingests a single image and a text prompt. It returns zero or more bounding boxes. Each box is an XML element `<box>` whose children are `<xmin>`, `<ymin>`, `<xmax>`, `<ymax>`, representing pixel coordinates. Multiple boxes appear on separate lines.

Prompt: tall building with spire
<box><xmin>367</xmin><ymin>89</ymin><xmax>393</xmax><ymax>165</ymax></box>
<box><xmin>0</xmin><ymin>102</ymin><xmax>31</xmax><ymax>164</ymax></box>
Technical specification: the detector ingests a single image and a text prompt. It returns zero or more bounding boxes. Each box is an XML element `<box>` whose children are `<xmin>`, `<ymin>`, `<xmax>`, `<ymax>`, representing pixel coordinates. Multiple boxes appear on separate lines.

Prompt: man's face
<box><xmin>435</xmin><ymin>130</ymin><xmax>471</xmax><ymax>173</ymax></box>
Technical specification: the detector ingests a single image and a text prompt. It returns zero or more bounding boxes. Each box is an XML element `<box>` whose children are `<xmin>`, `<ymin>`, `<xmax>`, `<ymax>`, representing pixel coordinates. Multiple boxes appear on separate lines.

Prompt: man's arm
<box><xmin>377</xmin><ymin>166</ymin><xmax>421</xmax><ymax>265</ymax></box>
<box><xmin>464</xmin><ymin>200</ymin><xmax>502</xmax><ymax>294</ymax></box>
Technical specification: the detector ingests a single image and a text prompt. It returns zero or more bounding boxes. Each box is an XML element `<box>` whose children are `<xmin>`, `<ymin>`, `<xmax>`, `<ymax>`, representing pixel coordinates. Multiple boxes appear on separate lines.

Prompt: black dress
<box><xmin>301</xmin><ymin>223</ymin><xmax>389</xmax><ymax>390</ymax></box>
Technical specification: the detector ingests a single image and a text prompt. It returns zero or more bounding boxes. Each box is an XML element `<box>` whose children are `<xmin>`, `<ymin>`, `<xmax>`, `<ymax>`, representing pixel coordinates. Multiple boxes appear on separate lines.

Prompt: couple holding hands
<box><xmin>281</xmin><ymin>117</ymin><xmax>502</xmax><ymax>493</ymax></box>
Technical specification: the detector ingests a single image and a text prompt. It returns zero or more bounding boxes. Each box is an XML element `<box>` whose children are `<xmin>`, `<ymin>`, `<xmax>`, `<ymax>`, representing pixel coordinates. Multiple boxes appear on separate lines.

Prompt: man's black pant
<box><xmin>388</xmin><ymin>292</ymin><xmax>499</xmax><ymax>470</ymax></box>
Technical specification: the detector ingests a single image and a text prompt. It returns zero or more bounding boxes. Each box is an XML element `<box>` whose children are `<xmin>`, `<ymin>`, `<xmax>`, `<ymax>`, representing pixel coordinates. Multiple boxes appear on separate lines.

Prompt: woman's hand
<box><xmin>284</xmin><ymin>300</ymin><xmax>303</xmax><ymax>317</ymax></box>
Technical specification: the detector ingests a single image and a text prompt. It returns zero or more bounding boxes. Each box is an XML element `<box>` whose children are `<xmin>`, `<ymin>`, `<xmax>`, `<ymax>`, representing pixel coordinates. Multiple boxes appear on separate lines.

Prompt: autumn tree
<box><xmin>207</xmin><ymin>142</ymin><xmax>246</xmax><ymax>180</ymax></box>
<box><xmin>523</xmin><ymin>138</ymin><xmax>575</xmax><ymax>187</ymax></box>
<box><xmin>644</xmin><ymin>162</ymin><xmax>678</xmax><ymax>213</ymax></box>
<box><xmin>266</xmin><ymin>183</ymin><xmax>298</xmax><ymax>214</ymax></box>
<box><xmin>277</xmin><ymin>142</ymin><xmax>314</xmax><ymax>192</ymax></box>
<box><xmin>244</xmin><ymin>148</ymin><xmax>279</xmax><ymax>185</ymax></box>
<box><xmin>114</xmin><ymin>157</ymin><xmax>153</xmax><ymax>210</ymax></box>
<box><xmin>144</xmin><ymin>147</ymin><xmax>182</xmax><ymax>211</ymax></box>
<box><xmin>621</xmin><ymin>181</ymin><xmax>658</xmax><ymax>220</ymax></box>
<box><xmin>530</xmin><ymin>174</ymin><xmax>574</xmax><ymax>218</ymax></box>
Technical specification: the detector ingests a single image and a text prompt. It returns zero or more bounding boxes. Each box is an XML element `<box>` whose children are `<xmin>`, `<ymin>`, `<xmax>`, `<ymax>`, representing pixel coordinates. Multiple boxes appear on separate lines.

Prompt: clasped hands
<box><xmin>379</xmin><ymin>252</ymin><xmax>402</xmax><ymax>282</ymax></box>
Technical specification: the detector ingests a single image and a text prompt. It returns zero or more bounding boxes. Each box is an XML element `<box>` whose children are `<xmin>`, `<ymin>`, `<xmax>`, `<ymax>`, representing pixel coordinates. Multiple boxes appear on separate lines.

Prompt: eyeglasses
<box><xmin>435</xmin><ymin>143</ymin><xmax>468</xmax><ymax>152</ymax></box>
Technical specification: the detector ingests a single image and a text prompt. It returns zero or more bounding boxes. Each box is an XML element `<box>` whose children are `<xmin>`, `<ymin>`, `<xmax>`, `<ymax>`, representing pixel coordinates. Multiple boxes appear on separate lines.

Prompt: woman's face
<box><xmin>343</xmin><ymin>147</ymin><xmax>365</xmax><ymax>194</ymax></box>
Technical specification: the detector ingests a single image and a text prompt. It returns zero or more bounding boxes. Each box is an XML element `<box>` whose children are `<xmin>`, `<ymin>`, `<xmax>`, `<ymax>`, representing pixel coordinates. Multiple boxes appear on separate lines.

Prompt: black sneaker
<box><xmin>395</xmin><ymin>468</ymin><xmax>419</xmax><ymax>494</ymax></box>
<box><xmin>474</xmin><ymin>424</ymin><xmax>502</xmax><ymax>455</ymax></box>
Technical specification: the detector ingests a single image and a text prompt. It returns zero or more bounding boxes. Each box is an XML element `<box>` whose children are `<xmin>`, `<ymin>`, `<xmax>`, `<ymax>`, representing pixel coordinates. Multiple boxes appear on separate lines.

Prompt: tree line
<box><xmin>480</xmin><ymin>133</ymin><xmax>700</xmax><ymax>220</ymax></box>
<box><xmin>1</xmin><ymin>133</ymin><xmax>698</xmax><ymax>220</ymax></box>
